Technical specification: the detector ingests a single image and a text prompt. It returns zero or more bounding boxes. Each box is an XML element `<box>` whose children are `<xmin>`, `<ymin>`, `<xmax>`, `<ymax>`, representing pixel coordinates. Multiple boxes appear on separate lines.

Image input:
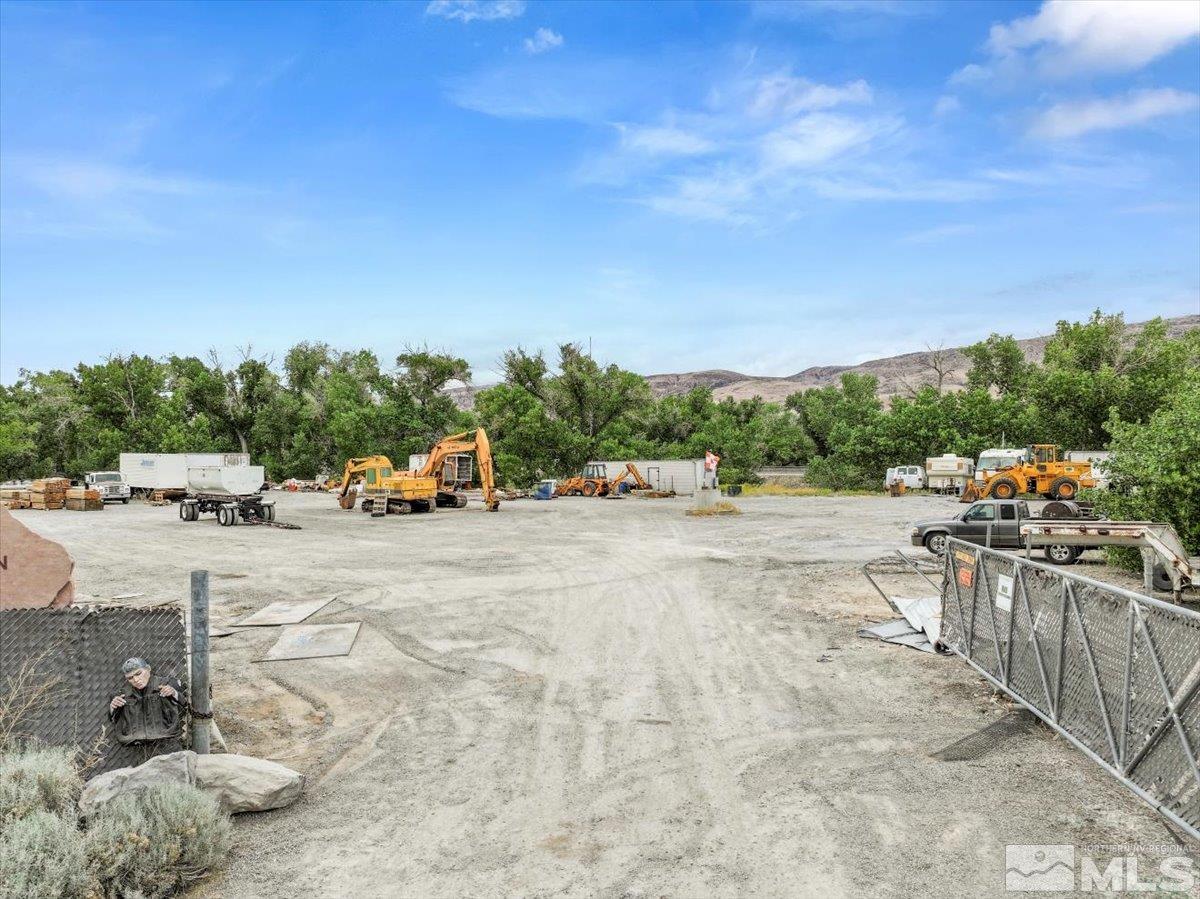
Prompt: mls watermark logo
<box><xmin>1006</xmin><ymin>845</ymin><xmax>1075</xmax><ymax>891</ymax></box>
<box><xmin>1006</xmin><ymin>844</ymin><xmax>1196</xmax><ymax>892</ymax></box>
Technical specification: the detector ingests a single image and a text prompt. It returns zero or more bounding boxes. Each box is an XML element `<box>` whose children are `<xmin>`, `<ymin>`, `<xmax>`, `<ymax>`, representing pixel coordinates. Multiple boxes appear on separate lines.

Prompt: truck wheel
<box><xmin>122</xmin><ymin>498</ymin><xmax>129</xmax><ymax>504</ymax></box>
<box><xmin>1044</xmin><ymin>544</ymin><xmax>1079</xmax><ymax>565</ymax></box>
<box><xmin>924</xmin><ymin>532</ymin><xmax>948</xmax><ymax>555</ymax></box>
<box><xmin>263</xmin><ymin>504</ymin><xmax>275</xmax><ymax>522</ymax></box>
<box><xmin>1049</xmin><ymin>477</ymin><xmax>1078</xmax><ymax>500</ymax></box>
<box><xmin>990</xmin><ymin>477</ymin><xmax>1019</xmax><ymax>499</ymax></box>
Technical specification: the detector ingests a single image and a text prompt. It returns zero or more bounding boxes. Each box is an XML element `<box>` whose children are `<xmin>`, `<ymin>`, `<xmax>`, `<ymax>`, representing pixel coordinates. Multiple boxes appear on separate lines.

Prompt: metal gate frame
<box><xmin>940</xmin><ymin>538</ymin><xmax>1200</xmax><ymax>840</ymax></box>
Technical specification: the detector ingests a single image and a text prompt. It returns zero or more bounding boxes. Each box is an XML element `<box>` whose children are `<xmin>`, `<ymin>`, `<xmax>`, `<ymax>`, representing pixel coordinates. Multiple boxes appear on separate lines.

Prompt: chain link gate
<box><xmin>939</xmin><ymin>538</ymin><xmax>1200</xmax><ymax>839</ymax></box>
<box><xmin>0</xmin><ymin>606</ymin><xmax>189</xmax><ymax>776</ymax></box>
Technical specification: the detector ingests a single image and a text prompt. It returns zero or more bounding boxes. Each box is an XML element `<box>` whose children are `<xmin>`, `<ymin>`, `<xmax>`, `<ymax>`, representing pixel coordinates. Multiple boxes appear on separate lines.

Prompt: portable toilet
<box><xmin>535</xmin><ymin>479</ymin><xmax>556</xmax><ymax>500</ymax></box>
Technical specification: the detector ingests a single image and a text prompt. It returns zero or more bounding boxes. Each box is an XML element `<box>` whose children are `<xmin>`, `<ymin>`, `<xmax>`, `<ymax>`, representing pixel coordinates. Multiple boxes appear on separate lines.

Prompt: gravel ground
<box><xmin>11</xmin><ymin>492</ymin><xmax>1194</xmax><ymax>897</ymax></box>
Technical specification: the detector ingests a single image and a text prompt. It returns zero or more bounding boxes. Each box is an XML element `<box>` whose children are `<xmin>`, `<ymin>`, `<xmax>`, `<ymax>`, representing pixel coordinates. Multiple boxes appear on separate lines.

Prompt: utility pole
<box><xmin>190</xmin><ymin>570</ymin><xmax>211</xmax><ymax>754</ymax></box>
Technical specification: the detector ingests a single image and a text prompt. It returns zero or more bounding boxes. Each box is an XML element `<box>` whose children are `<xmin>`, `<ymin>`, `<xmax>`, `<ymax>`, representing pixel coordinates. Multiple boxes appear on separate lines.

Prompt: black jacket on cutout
<box><xmin>109</xmin><ymin>675</ymin><xmax>183</xmax><ymax>745</ymax></box>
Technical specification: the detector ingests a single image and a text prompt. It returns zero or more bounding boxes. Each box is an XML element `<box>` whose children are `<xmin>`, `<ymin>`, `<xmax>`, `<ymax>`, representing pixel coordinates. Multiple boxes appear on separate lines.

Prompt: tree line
<box><xmin>1</xmin><ymin>311</ymin><xmax>1196</xmax><ymax>550</ymax></box>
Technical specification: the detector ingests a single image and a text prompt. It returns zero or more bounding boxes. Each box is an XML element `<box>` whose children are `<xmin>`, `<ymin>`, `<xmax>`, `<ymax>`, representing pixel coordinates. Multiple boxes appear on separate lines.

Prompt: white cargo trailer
<box><xmin>590</xmin><ymin>459</ymin><xmax>707</xmax><ymax>495</ymax></box>
<box><xmin>120</xmin><ymin>453</ymin><xmax>250</xmax><ymax>491</ymax></box>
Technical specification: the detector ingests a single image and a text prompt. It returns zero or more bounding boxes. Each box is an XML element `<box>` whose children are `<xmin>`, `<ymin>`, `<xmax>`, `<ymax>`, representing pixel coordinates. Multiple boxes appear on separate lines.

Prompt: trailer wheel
<box><xmin>1044</xmin><ymin>544</ymin><xmax>1079</xmax><ymax>565</ymax></box>
<box><xmin>1048</xmin><ymin>477</ymin><xmax>1078</xmax><ymax>500</ymax></box>
<box><xmin>262</xmin><ymin>504</ymin><xmax>275</xmax><ymax>522</ymax></box>
<box><xmin>1152</xmin><ymin>564</ymin><xmax>1173</xmax><ymax>592</ymax></box>
<box><xmin>122</xmin><ymin>498</ymin><xmax>129</xmax><ymax>504</ymax></box>
<box><xmin>216</xmin><ymin>506</ymin><xmax>229</xmax><ymax>527</ymax></box>
<box><xmin>990</xmin><ymin>477</ymin><xmax>1019</xmax><ymax>499</ymax></box>
<box><xmin>179</xmin><ymin>503</ymin><xmax>189</xmax><ymax>520</ymax></box>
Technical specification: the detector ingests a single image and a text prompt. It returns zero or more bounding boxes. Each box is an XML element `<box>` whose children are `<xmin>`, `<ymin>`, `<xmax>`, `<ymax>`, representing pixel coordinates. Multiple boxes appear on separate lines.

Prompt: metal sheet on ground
<box><xmin>857</xmin><ymin>619</ymin><xmax>918</xmax><ymax>641</ymax></box>
<box><xmin>235</xmin><ymin>595</ymin><xmax>337</xmax><ymax>627</ymax></box>
<box><xmin>257</xmin><ymin>622</ymin><xmax>361</xmax><ymax>662</ymax></box>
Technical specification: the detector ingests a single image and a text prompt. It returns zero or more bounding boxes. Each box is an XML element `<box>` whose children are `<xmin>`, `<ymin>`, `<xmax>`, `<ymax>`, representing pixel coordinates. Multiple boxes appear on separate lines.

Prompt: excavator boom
<box><xmin>415</xmin><ymin>429</ymin><xmax>500</xmax><ymax>511</ymax></box>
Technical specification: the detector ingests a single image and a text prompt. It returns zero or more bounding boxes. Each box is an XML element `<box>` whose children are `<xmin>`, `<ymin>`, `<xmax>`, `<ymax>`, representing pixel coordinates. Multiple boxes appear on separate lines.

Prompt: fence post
<box><xmin>190</xmin><ymin>570</ymin><xmax>211</xmax><ymax>754</ymax></box>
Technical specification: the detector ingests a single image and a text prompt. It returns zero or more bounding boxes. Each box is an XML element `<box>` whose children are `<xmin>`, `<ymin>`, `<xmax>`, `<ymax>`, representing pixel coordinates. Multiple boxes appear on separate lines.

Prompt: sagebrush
<box><xmin>85</xmin><ymin>783</ymin><xmax>232</xmax><ymax>899</ymax></box>
<box><xmin>0</xmin><ymin>745</ymin><xmax>82</xmax><ymax>826</ymax></box>
<box><xmin>0</xmin><ymin>810</ymin><xmax>96</xmax><ymax>899</ymax></box>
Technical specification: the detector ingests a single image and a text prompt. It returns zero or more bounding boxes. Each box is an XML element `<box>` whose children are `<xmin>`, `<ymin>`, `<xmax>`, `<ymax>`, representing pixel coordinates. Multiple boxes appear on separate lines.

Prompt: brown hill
<box><xmin>447</xmin><ymin>314</ymin><xmax>1197</xmax><ymax>410</ymax></box>
<box><xmin>646</xmin><ymin>314</ymin><xmax>1199</xmax><ymax>404</ymax></box>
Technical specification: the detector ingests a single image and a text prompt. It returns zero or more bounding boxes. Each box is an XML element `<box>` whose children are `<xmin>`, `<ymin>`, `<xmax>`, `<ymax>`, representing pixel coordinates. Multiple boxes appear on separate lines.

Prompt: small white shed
<box><xmin>590</xmin><ymin>459</ymin><xmax>708</xmax><ymax>495</ymax></box>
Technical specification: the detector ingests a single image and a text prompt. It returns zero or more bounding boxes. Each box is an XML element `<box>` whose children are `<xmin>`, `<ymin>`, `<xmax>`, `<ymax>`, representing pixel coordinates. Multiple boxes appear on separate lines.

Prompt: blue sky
<box><xmin>2</xmin><ymin>0</ymin><xmax>1198</xmax><ymax>384</ymax></box>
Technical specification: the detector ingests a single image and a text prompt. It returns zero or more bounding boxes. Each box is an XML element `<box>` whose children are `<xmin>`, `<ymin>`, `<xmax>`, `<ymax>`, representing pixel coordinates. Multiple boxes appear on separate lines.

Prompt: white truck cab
<box><xmin>85</xmin><ymin>471</ymin><xmax>131</xmax><ymax>503</ymax></box>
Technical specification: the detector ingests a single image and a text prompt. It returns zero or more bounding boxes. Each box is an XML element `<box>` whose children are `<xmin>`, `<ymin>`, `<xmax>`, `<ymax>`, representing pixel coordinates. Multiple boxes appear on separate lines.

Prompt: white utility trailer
<box><xmin>1021</xmin><ymin>520</ymin><xmax>1199</xmax><ymax>601</ymax></box>
<box><xmin>590</xmin><ymin>459</ymin><xmax>708</xmax><ymax>494</ymax></box>
<box><xmin>178</xmin><ymin>465</ymin><xmax>275</xmax><ymax>527</ymax></box>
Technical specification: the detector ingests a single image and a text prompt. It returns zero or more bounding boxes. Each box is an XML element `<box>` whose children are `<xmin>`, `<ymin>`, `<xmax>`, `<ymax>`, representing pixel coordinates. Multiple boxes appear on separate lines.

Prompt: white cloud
<box><xmin>760</xmin><ymin>113</ymin><xmax>892</xmax><ymax>169</ymax></box>
<box><xmin>425</xmin><ymin>0</ymin><xmax>525</xmax><ymax>23</ymax></box>
<box><xmin>12</xmin><ymin>158</ymin><xmax>214</xmax><ymax>201</ymax></box>
<box><xmin>958</xmin><ymin>0</ymin><xmax>1200</xmax><ymax>81</ymax></box>
<box><xmin>934</xmin><ymin>95</ymin><xmax>961</xmax><ymax>116</ymax></box>
<box><xmin>617</xmin><ymin>124</ymin><xmax>715</xmax><ymax>156</ymax></box>
<box><xmin>749</xmin><ymin>74</ymin><xmax>872</xmax><ymax>116</ymax></box>
<box><xmin>1029</xmin><ymin>88</ymin><xmax>1200</xmax><ymax>139</ymax></box>
<box><xmin>523</xmin><ymin>27</ymin><xmax>563</xmax><ymax>55</ymax></box>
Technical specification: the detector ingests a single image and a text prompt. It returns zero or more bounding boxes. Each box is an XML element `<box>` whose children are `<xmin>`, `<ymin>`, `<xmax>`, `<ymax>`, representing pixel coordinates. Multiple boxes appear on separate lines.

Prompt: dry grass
<box><xmin>686</xmin><ymin>501</ymin><xmax>742</xmax><ymax>517</ymax></box>
<box><xmin>0</xmin><ymin>644</ymin><xmax>68</xmax><ymax>753</ymax></box>
<box><xmin>733</xmin><ymin>484</ymin><xmax>880</xmax><ymax>497</ymax></box>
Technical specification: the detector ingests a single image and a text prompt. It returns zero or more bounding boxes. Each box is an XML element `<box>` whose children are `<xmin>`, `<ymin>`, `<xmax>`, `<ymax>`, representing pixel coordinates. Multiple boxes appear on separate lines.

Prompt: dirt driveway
<box><xmin>13</xmin><ymin>493</ymin><xmax>1190</xmax><ymax>897</ymax></box>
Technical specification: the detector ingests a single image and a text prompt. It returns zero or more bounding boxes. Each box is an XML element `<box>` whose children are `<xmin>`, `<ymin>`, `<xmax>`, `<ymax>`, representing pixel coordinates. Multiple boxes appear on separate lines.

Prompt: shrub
<box><xmin>0</xmin><ymin>810</ymin><xmax>97</xmax><ymax>899</ymax></box>
<box><xmin>85</xmin><ymin>783</ymin><xmax>232</xmax><ymax>899</ymax></box>
<box><xmin>0</xmin><ymin>745</ymin><xmax>82</xmax><ymax>827</ymax></box>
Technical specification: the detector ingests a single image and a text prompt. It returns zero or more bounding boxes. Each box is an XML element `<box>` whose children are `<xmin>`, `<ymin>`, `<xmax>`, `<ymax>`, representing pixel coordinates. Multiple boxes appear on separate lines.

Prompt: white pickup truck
<box><xmin>84</xmin><ymin>471</ymin><xmax>131</xmax><ymax>503</ymax></box>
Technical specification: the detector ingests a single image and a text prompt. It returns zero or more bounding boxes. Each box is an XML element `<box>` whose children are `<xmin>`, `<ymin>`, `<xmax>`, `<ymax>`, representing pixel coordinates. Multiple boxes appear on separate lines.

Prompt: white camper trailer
<box><xmin>925</xmin><ymin>454</ymin><xmax>975</xmax><ymax>495</ymax></box>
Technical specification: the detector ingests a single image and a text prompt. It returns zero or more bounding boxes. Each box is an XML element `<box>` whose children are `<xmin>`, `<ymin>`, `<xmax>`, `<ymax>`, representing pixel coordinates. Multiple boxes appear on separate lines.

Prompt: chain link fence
<box><xmin>940</xmin><ymin>538</ymin><xmax>1200</xmax><ymax>839</ymax></box>
<box><xmin>0</xmin><ymin>606</ymin><xmax>188</xmax><ymax>776</ymax></box>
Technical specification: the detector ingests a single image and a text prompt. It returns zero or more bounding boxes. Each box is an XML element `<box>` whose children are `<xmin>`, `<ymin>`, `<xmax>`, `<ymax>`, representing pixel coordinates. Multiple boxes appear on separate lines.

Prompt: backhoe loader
<box><xmin>959</xmin><ymin>444</ymin><xmax>1095</xmax><ymax>503</ymax></box>
<box><xmin>411</xmin><ymin>429</ymin><xmax>500</xmax><ymax>512</ymax></box>
<box><xmin>555</xmin><ymin>462</ymin><xmax>653</xmax><ymax>497</ymax></box>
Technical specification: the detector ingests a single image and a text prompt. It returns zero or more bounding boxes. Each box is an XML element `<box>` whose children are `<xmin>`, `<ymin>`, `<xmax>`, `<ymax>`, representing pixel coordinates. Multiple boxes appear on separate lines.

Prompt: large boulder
<box><xmin>0</xmin><ymin>507</ymin><xmax>75</xmax><ymax>609</ymax></box>
<box><xmin>79</xmin><ymin>750</ymin><xmax>196</xmax><ymax>817</ymax></box>
<box><xmin>193</xmin><ymin>754</ymin><xmax>303</xmax><ymax>814</ymax></box>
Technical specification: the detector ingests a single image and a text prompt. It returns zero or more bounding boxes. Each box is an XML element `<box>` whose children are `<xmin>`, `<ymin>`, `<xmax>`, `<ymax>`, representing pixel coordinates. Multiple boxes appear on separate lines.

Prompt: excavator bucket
<box><xmin>338</xmin><ymin>492</ymin><xmax>357</xmax><ymax>510</ymax></box>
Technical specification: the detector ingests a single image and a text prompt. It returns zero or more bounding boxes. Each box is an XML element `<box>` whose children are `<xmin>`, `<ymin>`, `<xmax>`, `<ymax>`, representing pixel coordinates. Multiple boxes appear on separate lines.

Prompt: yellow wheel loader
<box><xmin>960</xmin><ymin>444</ymin><xmax>1095</xmax><ymax>503</ymax></box>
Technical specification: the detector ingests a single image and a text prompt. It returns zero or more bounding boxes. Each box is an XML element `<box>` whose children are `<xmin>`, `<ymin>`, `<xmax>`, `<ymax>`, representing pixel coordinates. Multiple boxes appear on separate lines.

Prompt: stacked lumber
<box><xmin>65</xmin><ymin>486</ymin><xmax>104</xmax><ymax>511</ymax></box>
<box><xmin>30</xmin><ymin>477</ymin><xmax>69</xmax><ymax>510</ymax></box>
<box><xmin>0</xmin><ymin>486</ymin><xmax>32</xmax><ymax>509</ymax></box>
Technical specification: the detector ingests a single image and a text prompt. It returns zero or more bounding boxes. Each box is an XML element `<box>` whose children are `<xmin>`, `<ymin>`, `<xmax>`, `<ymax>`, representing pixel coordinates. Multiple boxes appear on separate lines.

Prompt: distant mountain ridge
<box><xmin>446</xmin><ymin>314</ymin><xmax>1198</xmax><ymax>410</ymax></box>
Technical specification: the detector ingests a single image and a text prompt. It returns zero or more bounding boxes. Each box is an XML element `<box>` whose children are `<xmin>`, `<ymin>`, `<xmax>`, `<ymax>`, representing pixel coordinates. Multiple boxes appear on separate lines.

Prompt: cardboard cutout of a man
<box><xmin>109</xmin><ymin>657</ymin><xmax>184</xmax><ymax>758</ymax></box>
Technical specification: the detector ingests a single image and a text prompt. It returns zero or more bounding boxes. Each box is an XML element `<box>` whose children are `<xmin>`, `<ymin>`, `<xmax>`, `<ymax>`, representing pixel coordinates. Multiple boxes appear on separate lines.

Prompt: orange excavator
<box><xmin>412</xmin><ymin>429</ymin><xmax>500</xmax><ymax>512</ymax></box>
<box><xmin>335</xmin><ymin>428</ymin><xmax>500</xmax><ymax>516</ymax></box>
<box><xmin>555</xmin><ymin>462</ymin><xmax>652</xmax><ymax>497</ymax></box>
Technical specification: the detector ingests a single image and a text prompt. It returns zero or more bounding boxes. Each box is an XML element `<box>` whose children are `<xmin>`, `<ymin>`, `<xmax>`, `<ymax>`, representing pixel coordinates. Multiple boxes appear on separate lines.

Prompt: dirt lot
<box><xmin>12</xmin><ymin>493</ymin><xmax>1193</xmax><ymax>897</ymax></box>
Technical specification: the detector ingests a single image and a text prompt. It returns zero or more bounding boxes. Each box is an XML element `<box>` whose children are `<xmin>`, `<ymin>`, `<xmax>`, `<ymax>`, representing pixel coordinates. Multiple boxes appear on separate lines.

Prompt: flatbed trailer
<box><xmin>179</xmin><ymin>492</ymin><xmax>275</xmax><ymax>527</ymax></box>
<box><xmin>1021</xmin><ymin>520</ymin><xmax>1199</xmax><ymax>601</ymax></box>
